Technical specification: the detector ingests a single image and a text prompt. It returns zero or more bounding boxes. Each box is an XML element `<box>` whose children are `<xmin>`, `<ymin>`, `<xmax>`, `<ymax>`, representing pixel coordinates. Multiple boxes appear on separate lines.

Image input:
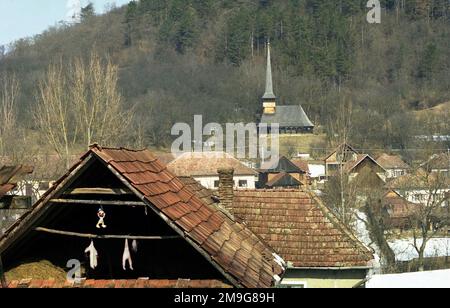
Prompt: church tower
<box><xmin>259</xmin><ymin>42</ymin><xmax>315</xmax><ymax>134</ymax></box>
<box><xmin>262</xmin><ymin>42</ymin><xmax>276</xmax><ymax>115</ymax></box>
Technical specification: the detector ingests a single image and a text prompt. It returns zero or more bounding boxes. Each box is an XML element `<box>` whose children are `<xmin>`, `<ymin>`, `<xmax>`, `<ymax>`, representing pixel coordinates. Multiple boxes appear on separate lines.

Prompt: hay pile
<box><xmin>5</xmin><ymin>260</ymin><xmax>67</xmax><ymax>282</ymax></box>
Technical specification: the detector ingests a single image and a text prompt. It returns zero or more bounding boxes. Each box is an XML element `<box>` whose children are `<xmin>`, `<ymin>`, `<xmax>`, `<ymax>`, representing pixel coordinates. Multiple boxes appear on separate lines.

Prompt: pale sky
<box><xmin>0</xmin><ymin>0</ymin><xmax>131</xmax><ymax>46</ymax></box>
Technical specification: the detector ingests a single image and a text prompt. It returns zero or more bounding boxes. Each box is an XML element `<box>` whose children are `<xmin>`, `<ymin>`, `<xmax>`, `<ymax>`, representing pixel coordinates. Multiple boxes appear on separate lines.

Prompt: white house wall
<box><xmin>193</xmin><ymin>175</ymin><xmax>257</xmax><ymax>190</ymax></box>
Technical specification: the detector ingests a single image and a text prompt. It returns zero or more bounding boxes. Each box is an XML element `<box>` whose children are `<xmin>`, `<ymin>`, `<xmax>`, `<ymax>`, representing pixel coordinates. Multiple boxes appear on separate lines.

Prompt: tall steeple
<box><xmin>263</xmin><ymin>42</ymin><xmax>276</xmax><ymax>100</ymax></box>
<box><xmin>262</xmin><ymin>41</ymin><xmax>276</xmax><ymax>114</ymax></box>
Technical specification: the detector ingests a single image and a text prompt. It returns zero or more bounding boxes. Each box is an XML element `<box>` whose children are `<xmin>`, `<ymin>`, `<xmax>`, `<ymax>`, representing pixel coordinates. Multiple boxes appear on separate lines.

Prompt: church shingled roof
<box><xmin>260</xmin><ymin>105</ymin><xmax>314</xmax><ymax>129</ymax></box>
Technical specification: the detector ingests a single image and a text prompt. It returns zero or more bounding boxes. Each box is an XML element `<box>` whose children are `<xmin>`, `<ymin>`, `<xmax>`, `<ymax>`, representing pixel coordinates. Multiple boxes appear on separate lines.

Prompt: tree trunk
<box><xmin>364</xmin><ymin>204</ymin><xmax>396</xmax><ymax>271</ymax></box>
<box><xmin>417</xmin><ymin>244</ymin><xmax>426</xmax><ymax>272</ymax></box>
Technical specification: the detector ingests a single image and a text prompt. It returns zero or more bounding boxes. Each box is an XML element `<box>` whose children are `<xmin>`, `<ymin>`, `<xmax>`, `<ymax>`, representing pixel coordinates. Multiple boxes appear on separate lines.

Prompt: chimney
<box><xmin>217</xmin><ymin>168</ymin><xmax>234</xmax><ymax>211</ymax></box>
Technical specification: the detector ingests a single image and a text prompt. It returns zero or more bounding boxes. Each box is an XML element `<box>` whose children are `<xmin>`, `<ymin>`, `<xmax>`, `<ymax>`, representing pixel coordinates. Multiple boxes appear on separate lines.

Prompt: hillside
<box><xmin>0</xmin><ymin>0</ymin><xmax>449</xmax><ymax>160</ymax></box>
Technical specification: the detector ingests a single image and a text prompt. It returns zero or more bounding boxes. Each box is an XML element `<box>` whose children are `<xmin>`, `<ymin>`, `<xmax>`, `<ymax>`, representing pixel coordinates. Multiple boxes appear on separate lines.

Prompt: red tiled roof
<box><xmin>0</xmin><ymin>146</ymin><xmax>283</xmax><ymax>288</ymax></box>
<box><xmin>343</xmin><ymin>155</ymin><xmax>385</xmax><ymax>174</ymax></box>
<box><xmin>3</xmin><ymin>279</ymin><xmax>232</xmax><ymax>289</ymax></box>
<box><xmin>291</xmin><ymin>160</ymin><xmax>310</xmax><ymax>174</ymax></box>
<box><xmin>168</xmin><ymin>152</ymin><xmax>257</xmax><ymax>177</ymax></box>
<box><xmin>421</xmin><ymin>153</ymin><xmax>450</xmax><ymax>170</ymax></box>
<box><xmin>0</xmin><ymin>165</ymin><xmax>34</xmax><ymax>198</ymax></box>
<box><xmin>179</xmin><ymin>177</ymin><xmax>217</xmax><ymax>204</ymax></box>
<box><xmin>376</xmin><ymin>154</ymin><xmax>410</xmax><ymax>170</ymax></box>
<box><xmin>388</xmin><ymin>168</ymin><xmax>450</xmax><ymax>189</ymax></box>
<box><xmin>383</xmin><ymin>191</ymin><xmax>417</xmax><ymax>219</ymax></box>
<box><xmin>156</xmin><ymin>153</ymin><xmax>176</xmax><ymax>165</ymax></box>
<box><xmin>265</xmin><ymin>172</ymin><xmax>302</xmax><ymax>188</ymax></box>
<box><xmin>323</xmin><ymin>143</ymin><xmax>359</xmax><ymax>162</ymax></box>
<box><xmin>380</xmin><ymin>190</ymin><xmax>418</xmax><ymax>229</ymax></box>
<box><xmin>231</xmin><ymin>190</ymin><xmax>374</xmax><ymax>268</ymax></box>
<box><xmin>0</xmin><ymin>183</ymin><xmax>16</xmax><ymax>198</ymax></box>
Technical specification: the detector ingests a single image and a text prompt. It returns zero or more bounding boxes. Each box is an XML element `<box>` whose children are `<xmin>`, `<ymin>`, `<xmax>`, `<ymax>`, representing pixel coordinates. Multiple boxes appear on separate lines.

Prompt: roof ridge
<box><xmin>89</xmin><ymin>144</ymin><xmax>149</xmax><ymax>153</ymax></box>
<box><xmin>1</xmin><ymin>147</ymin><xmax>282</xmax><ymax>289</ymax></box>
<box><xmin>233</xmin><ymin>188</ymin><xmax>308</xmax><ymax>193</ymax></box>
<box><xmin>305</xmin><ymin>189</ymin><xmax>374</xmax><ymax>259</ymax></box>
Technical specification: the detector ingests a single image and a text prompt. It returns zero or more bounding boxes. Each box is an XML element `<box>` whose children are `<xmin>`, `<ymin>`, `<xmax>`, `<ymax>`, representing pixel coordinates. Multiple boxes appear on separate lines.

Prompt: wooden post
<box><xmin>0</xmin><ymin>255</ymin><xmax>7</xmax><ymax>288</ymax></box>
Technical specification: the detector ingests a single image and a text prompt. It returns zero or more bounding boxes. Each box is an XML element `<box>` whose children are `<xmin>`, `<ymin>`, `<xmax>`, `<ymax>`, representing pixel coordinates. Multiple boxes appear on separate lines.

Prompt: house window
<box><xmin>214</xmin><ymin>180</ymin><xmax>220</xmax><ymax>188</ymax></box>
<box><xmin>280</xmin><ymin>280</ymin><xmax>307</xmax><ymax>289</ymax></box>
<box><xmin>238</xmin><ymin>180</ymin><xmax>248</xmax><ymax>188</ymax></box>
<box><xmin>394</xmin><ymin>170</ymin><xmax>405</xmax><ymax>177</ymax></box>
<box><xmin>328</xmin><ymin>164</ymin><xmax>338</xmax><ymax>171</ymax></box>
<box><xmin>413</xmin><ymin>194</ymin><xmax>425</xmax><ymax>202</ymax></box>
<box><xmin>39</xmin><ymin>182</ymin><xmax>50</xmax><ymax>191</ymax></box>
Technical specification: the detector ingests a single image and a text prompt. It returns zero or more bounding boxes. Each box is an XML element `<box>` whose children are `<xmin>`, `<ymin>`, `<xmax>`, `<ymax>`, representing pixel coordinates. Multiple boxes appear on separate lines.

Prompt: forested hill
<box><xmin>0</xmin><ymin>0</ymin><xmax>449</xmax><ymax>155</ymax></box>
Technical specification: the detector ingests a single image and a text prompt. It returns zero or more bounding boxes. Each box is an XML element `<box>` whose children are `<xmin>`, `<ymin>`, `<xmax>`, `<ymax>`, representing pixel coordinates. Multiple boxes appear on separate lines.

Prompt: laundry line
<box><xmin>35</xmin><ymin>227</ymin><xmax>181</xmax><ymax>240</ymax></box>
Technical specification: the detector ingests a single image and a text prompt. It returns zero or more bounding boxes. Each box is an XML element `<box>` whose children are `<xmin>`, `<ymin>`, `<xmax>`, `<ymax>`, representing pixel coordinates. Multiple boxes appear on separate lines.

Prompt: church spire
<box><xmin>262</xmin><ymin>41</ymin><xmax>276</xmax><ymax>100</ymax></box>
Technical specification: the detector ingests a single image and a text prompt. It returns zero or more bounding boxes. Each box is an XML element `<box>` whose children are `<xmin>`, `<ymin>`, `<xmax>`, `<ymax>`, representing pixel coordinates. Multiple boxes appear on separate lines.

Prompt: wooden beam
<box><xmin>0</xmin><ymin>255</ymin><xmax>7</xmax><ymax>288</ymax></box>
<box><xmin>35</xmin><ymin>227</ymin><xmax>181</xmax><ymax>240</ymax></box>
<box><xmin>0</xmin><ymin>154</ymin><xmax>96</xmax><ymax>255</ymax></box>
<box><xmin>50</xmin><ymin>199</ymin><xmax>145</xmax><ymax>207</ymax></box>
<box><xmin>103</xmin><ymin>163</ymin><xmax>243</xmax><ymax>289</ymax></box>
<box><xmin>64</xmin><ymin>188</ymin><xmax>133</xmax><ymax>196</ymax></box>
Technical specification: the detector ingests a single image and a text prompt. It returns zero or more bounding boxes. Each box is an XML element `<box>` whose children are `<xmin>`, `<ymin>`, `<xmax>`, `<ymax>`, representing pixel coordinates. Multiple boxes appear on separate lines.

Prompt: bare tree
<box><xmin>0</xmin><ymin>73</ymin><xmax>20</xmax><ymax>156</ymax></box>
<box><xmin>324</xmin><ymin>150</ymin><xmax>398</xmax><ymax>271</ymax></box>
<box><xmin>402</xmin><ymin>169</ymin><xmax>450</xmax><ymax>271</ymax></box>
<box><xmin>356</xmin><ymin>168</ymin><xmax>397</xmax><ymax>271</ymax></box>
<box><xmin>323</xmin><ymin>173</ymin><xmax>358</xmax><ymax>225</ymax></box>
<box><xmin>327</xmin><ymin>96</ymin><xmax>354</xmax><ymax>225</ymax></box>
<box><xmin>35</xmin><ymin>52</ymin><xmax>133</xmax><ymax>169</ymax></box>
<box><xmin>35</xmin><ymin>63</ymin><xmax>77</xmax><ymax>169</ymax></box>
<box><xmin>71</xmin><ymin>51</ymin><xmax>132</xmax><ymax>148</ymax></box>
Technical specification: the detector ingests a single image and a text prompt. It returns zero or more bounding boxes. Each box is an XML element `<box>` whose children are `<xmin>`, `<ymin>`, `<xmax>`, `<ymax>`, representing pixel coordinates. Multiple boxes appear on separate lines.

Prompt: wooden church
<box><xmin>258</xmin><ymin>43</ymin><xmax>314</xmax><ymax>135</ymax></box>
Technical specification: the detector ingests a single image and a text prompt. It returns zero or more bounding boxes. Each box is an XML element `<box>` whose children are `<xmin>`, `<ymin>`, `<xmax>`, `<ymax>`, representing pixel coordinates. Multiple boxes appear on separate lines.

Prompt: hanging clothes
<box><xmin>84</xmin><ymin>240</ymin><xmax>98</xmax><ymax>270</ymax></box>
<box><xmin>132</xmin><ymin>240</ymin><xmax>138</xmax><ymax>253</ymax></box>
<box><xmin>122</xmin><ymin>239</ymin><xmax>134</xmax><ymax>271</ymax></box>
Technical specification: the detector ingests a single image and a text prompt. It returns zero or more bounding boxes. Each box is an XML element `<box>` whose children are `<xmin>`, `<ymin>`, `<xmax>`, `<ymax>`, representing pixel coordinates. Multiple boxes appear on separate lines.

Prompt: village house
<box><xmin>0</xmin><ymin>145</ymin><xmax>284</xmax><ymax>289</ymax></box>
<box><xmin>167</xmin><ymin>151</ymin><xmax>258</xmax><ymax>190</ymax></box>
<box><xmin>258</xmin><ymin>156</ymin><xmax>308</xmax><ymax>189</ymax></box>
<box><xmin>1</xmin><ymin>154</ymin><xmax>81</xmax><ymax>204</ymax></box>
<box><xmin>343</xmin><ymin>154</ymin><xmax>387</xmax><ymax>183</ymax></box>
<box><xmin>291</xmin><ymin>159</ymin><xmax>311</xmax><ymax>176</ymax></box>
<box><xmin>214</xmin><ymin>169</ymin><xmax>375</xmax><ymax>288</ymax></box>
<box><xmin>379</xmin><ymin>190</ymin><xmax>418</xmax><ymax>231</ymax></box>
<box><xmin>324</xmin><ymin>143</ymin><xmax>359</xmax><ymax>178</ymax></box>
<box><xmin>389</xmin><ymin>168</ymin><xmax>450</xmax><ymax>206</ymax></box>
<box><xmin>0</xmin><ymin>165</ymin><xmax>34</xmax><ymax>235</ymax></box>
<box><xmin>377</xmin><ymin>153</ymin><xmax>411</xmax><ymax>179</ymax></box>
<box><xmin>258</xmin><ymin>43</ymin><xmax>314</xmax><ymax>135</ymax></box>
<box><xmin>420</xmin><ymin>153</ymin><xmax>450</xmax><ymax>176</ymax></box>
<box><xmin>303</xmin><ymin>160</ymin><xmax>326</xmax><ymax>186</ymax></box>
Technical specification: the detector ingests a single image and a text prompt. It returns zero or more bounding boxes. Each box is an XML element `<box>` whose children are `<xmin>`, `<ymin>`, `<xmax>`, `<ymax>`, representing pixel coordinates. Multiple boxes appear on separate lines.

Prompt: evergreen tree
<box><xmin>418</xmin><ymin>43</ymin><xmax>440</xmax><ymax>80</ymax></box>
<box><xmin>81</xmin><ymin>2</ymin><xmax>95</xmax><ymax>22</ymax></box>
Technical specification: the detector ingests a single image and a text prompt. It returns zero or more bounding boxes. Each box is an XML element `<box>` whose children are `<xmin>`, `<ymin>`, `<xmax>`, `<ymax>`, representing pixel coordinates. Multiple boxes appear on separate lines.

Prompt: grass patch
<box><xmin>279</xmin><ymin>134</ymin><xmax>327</xmax><ymax>158</ymax></box>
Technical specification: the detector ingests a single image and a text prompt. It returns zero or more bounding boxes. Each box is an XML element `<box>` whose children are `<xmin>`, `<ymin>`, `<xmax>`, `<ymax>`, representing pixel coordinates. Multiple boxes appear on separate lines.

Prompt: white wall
<box><xmin>396</xmin><ymin>188</ymin><xmax>450</xmax><ymax>205</ymax></box>
<box><xmin>193</xmin><ymin>175</ymin><xmax>256</xmax><ymax>190</ymax></box>
<box><xmin>308</xmin><ymin>164</ymin><xmax>326</xmax><ymax>179</ymax></box>
<box><xmin>9</xmin><ymin>180</ymin><xmax>55</xmax><ymax>203</ymax></box>
<box><xmin>386</xmin><ymin>168</ymin><xmax>407</xmax><ymax>179</ymax></box>
<box><xmin>366</xmin><ymin>269</ymin><xmax>450</xmax><ymax>288</ymax></box>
